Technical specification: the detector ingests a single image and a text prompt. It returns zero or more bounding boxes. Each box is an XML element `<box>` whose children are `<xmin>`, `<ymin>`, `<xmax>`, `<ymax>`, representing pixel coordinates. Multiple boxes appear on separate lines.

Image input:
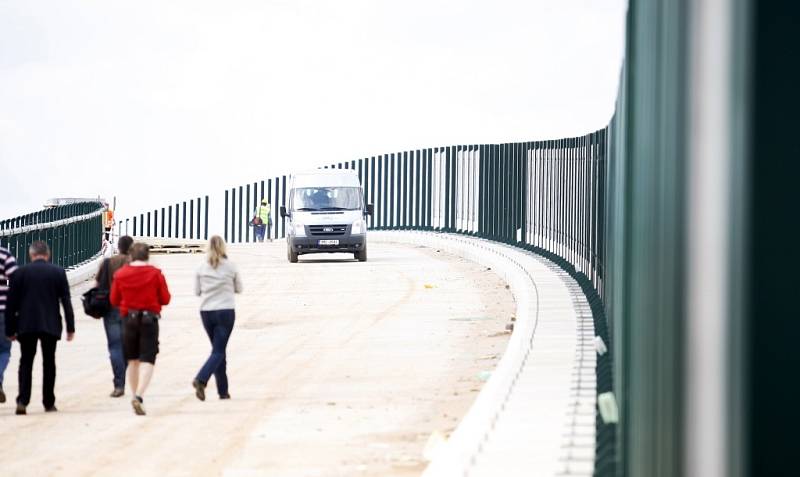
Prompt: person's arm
<box><xmin>4</xmin><ymin>251</ymin><xmax>18</xmax><ymax>277</ymax></box>
<box><xmin>194</xmin><ymin>269</ymin><xmax>202</xmax><ymax>297</ymax></box>
<box><xmin>5</xmin><ymin>271</ymin><xmax>20</xmax><ymax>339</ymax></box>
<box><xmin>95</xmin><ymin>258</ymin><xmax>109</xmax><ymax>289</ymax></box>
<box><xmin>60</xmin><ymin>268</ymin><xmax>75</xmax><ymax>339</ymax></box>
<box><xmin>158</xmin><ymin>271</ymin><xmax>171</xmax><ymax>306</ymax></box>
<box><xmin>233</xmin><ymin>265</ymin><xmax>243</xmax><ymax>294</ymax></box>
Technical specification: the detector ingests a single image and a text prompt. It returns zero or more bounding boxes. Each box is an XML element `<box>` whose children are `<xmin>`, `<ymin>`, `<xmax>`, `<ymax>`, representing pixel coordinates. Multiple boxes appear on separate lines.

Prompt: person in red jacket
<box><xmin>110</xmin><ymin>242</ymin><xmax>170</xmax><ymax>415</ymax></box>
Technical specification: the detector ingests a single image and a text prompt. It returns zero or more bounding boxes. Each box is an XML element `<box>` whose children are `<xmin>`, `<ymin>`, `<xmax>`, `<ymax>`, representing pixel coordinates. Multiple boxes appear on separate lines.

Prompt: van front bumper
<box><xmin>288</xmin><ymin>234</ymin><xmax>366</xmax><ymax>253</ymax></box>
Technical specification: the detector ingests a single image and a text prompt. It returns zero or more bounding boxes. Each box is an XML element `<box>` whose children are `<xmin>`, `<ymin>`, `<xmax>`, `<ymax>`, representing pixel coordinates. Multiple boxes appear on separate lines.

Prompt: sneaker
<box><xmin>0</xmin><ymin>383</ymin><xmax>5</xmax><ymax>403</ymax></box>
<box><xmin>192</xmin><ymin>379</ymin><xmax>206</xmax><ymax>401</ymax></box>
<box><xmin>219</xmin><ymin>393</ymin><xmax>231</xmax><ymax>400</ymax></box>
<box><xmin>45</xmin><ymin>405</ymin><xmax>58</xmax><ymax>413</ymax></box>
<box><xmin>110</xmin><ymin>388</ymin><xmax>125</xmax><ymax>398</ymax></box>
<box><xmin>15</xmin><ymin>403</ymin><xmax>26</xmax><ymax>415</ymax></box>
<box><xmin>131</xmin><ymin>396</ymin><xmax>145</xmax><ymax>416</ymax></box>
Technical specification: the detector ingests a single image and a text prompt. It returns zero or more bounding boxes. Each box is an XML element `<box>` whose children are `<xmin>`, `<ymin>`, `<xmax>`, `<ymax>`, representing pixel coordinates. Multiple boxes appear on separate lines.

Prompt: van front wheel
<box><xmin>288</xmin><ymin>247</ymin><xmax>299</xmax><ymax>263</ymax></box>
<box><xmin>356</xmin><ymin>248</ymin><xmax>367</xmax><ymax>262</ymax></box>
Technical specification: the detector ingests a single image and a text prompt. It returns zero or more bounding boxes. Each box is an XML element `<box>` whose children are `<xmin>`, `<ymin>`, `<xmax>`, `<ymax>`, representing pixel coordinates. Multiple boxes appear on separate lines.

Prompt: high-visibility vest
<box><xmin>257</xmin><ymin>205</ymin><xmax>270</xmax><ymax>223</ymax></box>
<box><xmin>104</xmin><ymin>210</ymin><xmax>114</xmax><ymax>228</ymax></box>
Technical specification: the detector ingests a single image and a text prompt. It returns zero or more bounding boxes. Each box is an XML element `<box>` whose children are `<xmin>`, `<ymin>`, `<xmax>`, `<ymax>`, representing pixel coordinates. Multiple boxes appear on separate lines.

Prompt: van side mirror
<box><xmin>366</xmin><ymin>204</ymin><xmax>374</xmax><ymax>216</ymax></box>
<box><xmin>280</xmin><ymin>206</ymin><xmax>288</xmax><ymax>218</ymax></box>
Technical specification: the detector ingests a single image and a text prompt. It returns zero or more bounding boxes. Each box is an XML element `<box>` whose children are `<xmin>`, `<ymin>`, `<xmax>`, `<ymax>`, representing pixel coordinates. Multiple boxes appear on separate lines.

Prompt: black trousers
<box><xmin>17</xmin><ymin>333</ymin><xmax>58</xmax><ymax>408</ymax></box>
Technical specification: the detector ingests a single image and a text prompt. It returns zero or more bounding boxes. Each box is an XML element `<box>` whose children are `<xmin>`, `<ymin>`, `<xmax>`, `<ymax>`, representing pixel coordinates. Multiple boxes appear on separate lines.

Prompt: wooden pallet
<box><xmin>131</xmin><ymin>237</ymin><xmax>206</xmax><ymax>254</ymax></box>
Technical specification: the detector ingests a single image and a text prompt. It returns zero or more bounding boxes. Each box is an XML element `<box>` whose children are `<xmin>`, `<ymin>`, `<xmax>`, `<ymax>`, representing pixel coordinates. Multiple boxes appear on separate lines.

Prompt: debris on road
<box><xmin>477</xmin><ymin>370</ymin><xmax>492</xmax><ymax>381</ymax></box>
<box><xmin>449</xmin><ymin>316</ymin><xmax>491</xmax><ymax>322</ymax></box>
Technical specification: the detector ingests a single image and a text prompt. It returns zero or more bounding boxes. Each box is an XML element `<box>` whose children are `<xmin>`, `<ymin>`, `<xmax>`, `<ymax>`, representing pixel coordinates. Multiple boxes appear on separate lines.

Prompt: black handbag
<box><xmin>82</xmin><ymin>287</ymin><xmax>111</xmax><ymax>318</ymax></box>
<box><xmin>82</xmin><ymin>258</ymin><xmax>111</xmax><ymax>318</ymax></box>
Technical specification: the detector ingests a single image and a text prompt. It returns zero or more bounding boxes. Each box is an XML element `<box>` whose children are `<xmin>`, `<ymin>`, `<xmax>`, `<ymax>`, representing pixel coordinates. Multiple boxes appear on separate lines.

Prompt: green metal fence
<box><xmin>120</xmin><ymin>195</ymin><xmax>210</xmax><ymax>241</ymax></box>
<box><xmin>0</xmin><ymin>201</ymin><xmax>105</xmax><ymax>268</ymax></box>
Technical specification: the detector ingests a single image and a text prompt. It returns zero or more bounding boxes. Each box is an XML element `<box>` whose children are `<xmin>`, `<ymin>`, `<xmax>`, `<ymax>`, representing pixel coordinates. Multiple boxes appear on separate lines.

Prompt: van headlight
<box><xmin>351</xmin><ymin>218</ymin><xmax>366</xmax><ymax>234</ymax></box>
<box><xmin>293</xmin><ymin>223</ymin><xmax>306</xmax><ymax>237</ymax></box>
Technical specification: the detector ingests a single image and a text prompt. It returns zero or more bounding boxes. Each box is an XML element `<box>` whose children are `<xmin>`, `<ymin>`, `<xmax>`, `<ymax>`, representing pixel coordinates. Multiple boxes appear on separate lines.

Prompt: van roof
<box><xmin>291</xmin><ymin>169</ymin><xmax>361</xmax><ymax>188</ymax></box>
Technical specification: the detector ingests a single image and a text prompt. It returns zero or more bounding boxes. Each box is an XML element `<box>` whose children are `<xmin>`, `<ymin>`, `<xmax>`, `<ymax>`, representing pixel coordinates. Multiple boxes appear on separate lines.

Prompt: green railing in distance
<box><xmin>0</xmin><ymin>201</ymin><xmax>105</xmax><ymax>268</ymax></box>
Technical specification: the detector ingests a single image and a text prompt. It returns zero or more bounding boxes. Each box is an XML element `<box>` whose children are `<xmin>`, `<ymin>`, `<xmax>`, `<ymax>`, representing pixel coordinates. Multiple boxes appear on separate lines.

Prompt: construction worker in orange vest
<box><xmin>103</xmin><ymin>206</ymin><xmax>114</xmax><ymax>242</ymax></box>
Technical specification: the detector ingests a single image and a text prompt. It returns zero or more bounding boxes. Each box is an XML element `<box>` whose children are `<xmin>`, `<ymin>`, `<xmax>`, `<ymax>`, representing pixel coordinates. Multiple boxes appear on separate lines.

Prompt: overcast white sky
<box><xmin>0</xmin><ymin>0</ymin><xmax>627</xmax><ymax>224</ymax></box>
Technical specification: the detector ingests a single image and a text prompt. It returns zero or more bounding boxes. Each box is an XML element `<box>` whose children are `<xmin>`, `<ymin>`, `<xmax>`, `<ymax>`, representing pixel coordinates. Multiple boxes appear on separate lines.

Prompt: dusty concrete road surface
<box><xmin>0</xmin><ymin>241</ymin><xmax>512</xmax><ymax>477</ymax></box>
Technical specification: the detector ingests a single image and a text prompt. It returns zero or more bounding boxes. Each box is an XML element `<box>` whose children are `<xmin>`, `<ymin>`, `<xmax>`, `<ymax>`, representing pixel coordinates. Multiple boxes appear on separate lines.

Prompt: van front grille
<box><xmin>308</xmin><ymin>224</ymin><xmax>348</xmax><ymax>236</ymax></box>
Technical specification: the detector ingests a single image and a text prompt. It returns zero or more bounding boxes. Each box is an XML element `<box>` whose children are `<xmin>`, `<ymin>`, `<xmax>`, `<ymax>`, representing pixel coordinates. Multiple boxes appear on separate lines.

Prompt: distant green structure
<box><xmin>0</xmin><ymin>201</ymin><xmax>105</xmax><ymax>268</ymax></box>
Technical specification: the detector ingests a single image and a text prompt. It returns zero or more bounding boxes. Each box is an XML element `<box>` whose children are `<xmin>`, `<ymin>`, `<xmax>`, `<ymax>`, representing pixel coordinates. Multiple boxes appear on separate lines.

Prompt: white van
<box><xmin>279</xmin><ymin>170</ymin><xmax>374</xmax><ymax>263</ymax></box>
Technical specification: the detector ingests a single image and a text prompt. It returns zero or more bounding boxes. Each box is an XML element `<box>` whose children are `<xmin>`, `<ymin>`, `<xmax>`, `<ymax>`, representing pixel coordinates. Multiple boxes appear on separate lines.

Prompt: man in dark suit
<box><xmin>5</xmin><ymin>241</ymin><xmax>75</xmax><ymax>415</ymax></box>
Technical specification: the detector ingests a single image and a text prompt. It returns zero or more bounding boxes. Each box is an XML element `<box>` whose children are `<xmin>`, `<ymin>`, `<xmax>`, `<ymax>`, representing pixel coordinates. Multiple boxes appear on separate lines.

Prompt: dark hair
<box><xmin>130</xmin><ymin>242</ymin><xmax>150</xmax><ymax>262</ymax></box>
<box><xmin>29</xmin><ymin>240</ymin><xmax>50</xmax><ymax>257</ymax></box>
<box><xmin>117</xmin><ymin>236</ymin><xmax>134</xmax><ymax>255</ymax></box>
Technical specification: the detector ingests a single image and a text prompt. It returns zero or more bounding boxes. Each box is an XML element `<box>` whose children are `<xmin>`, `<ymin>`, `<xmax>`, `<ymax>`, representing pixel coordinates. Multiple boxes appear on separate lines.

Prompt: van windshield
<box><xmin>292</xmin><ymin>187</ymin><xmax>363</xmax><ymax>211</ymax></box>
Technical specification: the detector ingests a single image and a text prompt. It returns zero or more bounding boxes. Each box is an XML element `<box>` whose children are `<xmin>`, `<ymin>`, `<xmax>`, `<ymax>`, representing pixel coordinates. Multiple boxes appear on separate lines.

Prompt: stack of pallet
<box><xmin>133</xmin><ymin>237</ymin><xmax>206</xmax><ymax>255</ymax></box>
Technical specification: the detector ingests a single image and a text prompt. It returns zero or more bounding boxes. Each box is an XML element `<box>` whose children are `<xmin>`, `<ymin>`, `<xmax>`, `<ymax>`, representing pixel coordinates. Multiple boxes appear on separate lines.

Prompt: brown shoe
<box><xmin>110</xmin><ymin>388</ymin><xmax>125</xmax><ymax>398</ymax></box>
<box><xmin>0</xmin><ymin>383</ymin><xmax>5</xmax><ymax>403</ymax></box>
<box><xmin>131</xmin><ymin>396</ymin><xmax>145</xmax><ymax>416</ymax></box>
<box><xmin>192</xmin><ymin>379</ymin><xmax>206</xmax><ymax>401</ymax></box>
<box><xmin>15</xmin><ymin>403</ymin><xmax>26</xmax><ymax>415</ymax></box>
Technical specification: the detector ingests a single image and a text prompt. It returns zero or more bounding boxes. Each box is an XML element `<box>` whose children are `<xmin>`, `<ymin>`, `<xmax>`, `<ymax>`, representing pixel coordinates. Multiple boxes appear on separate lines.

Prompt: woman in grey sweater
<box><xmin>192</xmin><ymin>236</ymin><xmax>242</xmax><ymax>400</ymax></box>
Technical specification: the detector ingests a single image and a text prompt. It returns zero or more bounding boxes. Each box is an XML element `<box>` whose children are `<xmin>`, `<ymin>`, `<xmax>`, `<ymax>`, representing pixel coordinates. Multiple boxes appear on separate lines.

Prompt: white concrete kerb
<box><xmin>371</xmin><ymin>231</ymin><xmax>597</xmax><ymax>477</ymax></box>
<box><xmin>65</xmin><ymin>247</ymin><xmax>111</xmax><ymax>287</ymax></box>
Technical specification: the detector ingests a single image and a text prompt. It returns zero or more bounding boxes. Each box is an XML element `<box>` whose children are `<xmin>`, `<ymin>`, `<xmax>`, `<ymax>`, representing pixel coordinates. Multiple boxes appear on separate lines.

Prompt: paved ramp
<box><xmin>0</xmin><ymin>242</ymin><xmax>513</xmax><ymax>477</ymax></box>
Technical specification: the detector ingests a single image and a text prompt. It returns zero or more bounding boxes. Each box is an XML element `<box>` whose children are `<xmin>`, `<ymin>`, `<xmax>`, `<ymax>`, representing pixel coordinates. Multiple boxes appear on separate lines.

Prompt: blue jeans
<box><xmin>0</xmin><ymin>312</ymin><xmax>10</xmax><ymax>385</ymax></box>
<box><xmin>254</xmin><ymin>224</ymin><xmax>266</xmax><ymax>242</ymax></box>
<box><xmin>196</xmin><ymin>309</ymin><xmax>235</xmax><ymax>396</ymax></box>
<box><xmin>103</xmin><ymin>308</ymin><xmax>127</xmax><ymax>389</ymax></box>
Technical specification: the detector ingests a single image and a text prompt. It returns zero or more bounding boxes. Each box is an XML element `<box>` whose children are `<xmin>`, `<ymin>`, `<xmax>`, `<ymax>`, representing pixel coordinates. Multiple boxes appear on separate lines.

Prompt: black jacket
<box><xmin>5</xmin><ymin>259</ymin><xmax>75</xmax><ymax>339</ymax></box>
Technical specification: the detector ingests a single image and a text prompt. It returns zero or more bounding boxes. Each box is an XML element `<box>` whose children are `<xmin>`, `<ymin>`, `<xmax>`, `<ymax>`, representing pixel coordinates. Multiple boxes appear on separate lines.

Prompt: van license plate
<box><xmin>319</xmin><ymin>240</ymin><xmax>339</xmax><ymax>246</ymax></box>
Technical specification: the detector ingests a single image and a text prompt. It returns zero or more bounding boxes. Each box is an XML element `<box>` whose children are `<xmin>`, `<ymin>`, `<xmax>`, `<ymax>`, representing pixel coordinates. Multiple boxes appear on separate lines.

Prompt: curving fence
<box><xmin>0</xmin><ymin>201</ymin><xmax>105</xmax><ymax>268</ymax></box>
<box><xmin>196</xmin><ymin>132</ymin><xmax>609</xmax><ymax>297</ymax></box>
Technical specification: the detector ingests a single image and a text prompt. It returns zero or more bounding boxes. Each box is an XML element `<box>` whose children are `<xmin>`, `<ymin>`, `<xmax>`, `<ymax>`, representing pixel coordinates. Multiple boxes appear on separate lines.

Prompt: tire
<box><xmin>288</xmin><ymin>247</ymin><xmax>299</xmax><ymax>263</ymax></box>
<box><xmin>356</xmin><ymin>248</ymin><xmax>367</xmax><ymax>262</ymax></box>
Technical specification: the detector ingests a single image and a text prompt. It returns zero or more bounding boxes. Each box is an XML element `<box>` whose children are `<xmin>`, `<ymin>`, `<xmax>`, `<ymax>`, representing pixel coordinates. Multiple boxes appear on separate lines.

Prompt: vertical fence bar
<box><xmin>189</xmin><ymin>200</ymin><xmax>194</xmax><ymax>240</ymax></box>
<box><xmin>238</xmin><ymin>186</ymin><xmax>243</xmax><ymax>243</ymax></box>
<box><xmin>182</xmin><ymin>201</ymin><xmax>187</xmax><ymax>239</ymax></box>
<box><xmin>246</xmin><ymin>184</ymin><xmax>251</xmax><ymax>243</ymax></box>
<box><xmin>203</xmin><ymin>196</ymin><xmax>208</xmax><ymax>240</ymax></box>
<box><xmin>281</xmin><ymin>176</ymin><xmax>287</xmax><ymax>239</ymax></box>
<box><xmin>224</xmin><ymin>190</ymin><xmax>229</xmax><ymax>242</ymax></box>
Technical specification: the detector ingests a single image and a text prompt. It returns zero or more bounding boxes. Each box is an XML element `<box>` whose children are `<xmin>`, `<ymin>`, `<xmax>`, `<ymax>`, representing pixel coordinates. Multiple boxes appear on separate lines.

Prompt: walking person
<box><xmin>0</xmin><ymin>245</ymin><xmax>19</xmax><ymax>403</ymax></box>
<box><xmin>5</xmin><ymin>241</ymin><xmax>74</xmax><ymax>415</ymax></box>
<box><xmin>251</xmin><ymin>199</ymin><xmax>272</xmax><ymax>242</ymax></box>
<box><xmin>192</xmin><ymin>236</ymin><xmax>242</xmax><ymax>401</ymax></box>
<box><xmin>110</xmin><ymin>242</ymin><xmax>170</xmax><ymax>415</ymax></box>
<box><xmin>95</xmin><ymin>235</ymin><xmax>133</xmax><ymax>397</ymax></box>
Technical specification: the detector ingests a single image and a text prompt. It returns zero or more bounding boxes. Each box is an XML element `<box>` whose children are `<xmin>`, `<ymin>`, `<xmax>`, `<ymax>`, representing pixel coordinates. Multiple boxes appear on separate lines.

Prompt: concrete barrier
<box><xmin>371</xmin><ymin>231</ymin><xmax>597</xmax><ymax>477</ymax></box>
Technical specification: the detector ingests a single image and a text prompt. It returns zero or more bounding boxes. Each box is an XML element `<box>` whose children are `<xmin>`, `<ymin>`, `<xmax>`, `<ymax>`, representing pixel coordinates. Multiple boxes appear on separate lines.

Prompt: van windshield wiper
<box><xmin>319</xmin><ymin>207</ymin><xmax>348</xmax><ymax>211</ymax></box>
<box><xmin>296</xmin><ymin>207</ymin><xmax>318</xmax><ymax>211</ymax></box>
